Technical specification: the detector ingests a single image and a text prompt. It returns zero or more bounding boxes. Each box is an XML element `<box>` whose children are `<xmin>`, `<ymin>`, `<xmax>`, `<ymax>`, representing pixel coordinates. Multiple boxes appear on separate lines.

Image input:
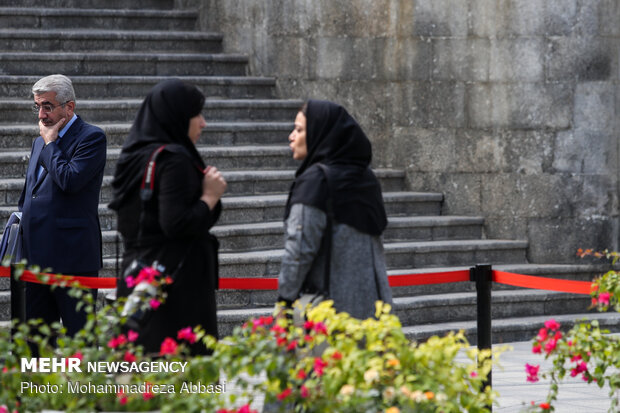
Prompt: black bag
<box><xmin>118</xmin><ymin>145</ymin><xmax>191</xmax><ymax>330</ymax></box>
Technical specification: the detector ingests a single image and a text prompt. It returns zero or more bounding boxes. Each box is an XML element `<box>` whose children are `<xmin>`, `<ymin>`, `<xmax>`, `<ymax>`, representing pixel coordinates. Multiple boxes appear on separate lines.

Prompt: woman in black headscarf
<box><xmin>278</xmin><ymin>100</ymin><xmax>392</xmax><ymax>319</ymax></box>
<box><xmin>109</xmin><ymin>79</ymin><xmax>226</xmax><ymax>354</ymax></box>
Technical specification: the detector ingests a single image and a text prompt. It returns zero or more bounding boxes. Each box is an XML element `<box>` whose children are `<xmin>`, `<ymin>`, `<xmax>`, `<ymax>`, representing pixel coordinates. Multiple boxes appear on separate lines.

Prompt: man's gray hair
<box><xmin>32</xmin><ymin>74</ymin><xmax>76</xmax><ymax>103</ymax></box>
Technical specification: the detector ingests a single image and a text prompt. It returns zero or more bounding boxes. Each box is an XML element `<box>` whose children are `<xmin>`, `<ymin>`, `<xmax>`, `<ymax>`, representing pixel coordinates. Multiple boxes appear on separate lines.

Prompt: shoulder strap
<box><xmin>315</xmin><ymin>163</ymin><xmax>333</xmax><ymax>296</ymax></box>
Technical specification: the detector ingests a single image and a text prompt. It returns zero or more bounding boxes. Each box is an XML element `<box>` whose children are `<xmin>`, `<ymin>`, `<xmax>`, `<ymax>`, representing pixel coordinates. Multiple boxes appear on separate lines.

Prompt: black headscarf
<box><xmin>109</xmin><ymin>79</ymin><xmax>206</xmax><ymax>210</ymax></box>
<box><xmin>284</xmin><ymin>100</ymin><xmax>387</xmax><ymax>236</ymax></box>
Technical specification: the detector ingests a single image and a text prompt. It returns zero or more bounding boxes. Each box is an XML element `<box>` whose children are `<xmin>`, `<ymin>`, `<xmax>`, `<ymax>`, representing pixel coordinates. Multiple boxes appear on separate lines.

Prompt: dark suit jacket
<box><xmin>18</xmin><ymin>116</ymin><xmax>107</xmax><ymax>274</ymax></box>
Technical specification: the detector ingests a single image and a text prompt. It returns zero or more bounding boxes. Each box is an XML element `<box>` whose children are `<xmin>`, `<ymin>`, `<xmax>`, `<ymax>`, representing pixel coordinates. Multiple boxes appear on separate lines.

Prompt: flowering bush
<box><xmin>1</xmin><ymin>262</ymin><xmax>503</xmax><ymax>412</ymax></box>
<box><xmin>524</xmin><ymin>250</ymin><xmax>620</xmax><ymax>412</ymax></box>
<box><xmin>211</xmin><ymin>300</ymin><xmax>503</xmax><ymax>412</ymax></box>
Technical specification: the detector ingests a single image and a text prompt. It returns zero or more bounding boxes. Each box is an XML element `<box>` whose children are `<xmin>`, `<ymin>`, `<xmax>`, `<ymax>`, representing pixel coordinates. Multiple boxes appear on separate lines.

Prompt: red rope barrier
<box><xmin>492</xmin><ymin>270</ymin><xmax>592</xmax><ymax>295</ymax></box>
<box><xmin>388</xmin><ymin>270</ymin><xmax>470</xmax><ymax>287</ymax></box>
<box><xmin>0</xmin><ymin>266</ymin><xmax>595</xmax><ymax>295</ymax></box>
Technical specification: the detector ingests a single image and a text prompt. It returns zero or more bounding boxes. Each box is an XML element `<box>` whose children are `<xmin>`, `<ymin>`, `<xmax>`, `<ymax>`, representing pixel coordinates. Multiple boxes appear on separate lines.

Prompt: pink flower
<box><xmin>544</xmin><ymin>338</ymin><xmax>557</xmax><ymax>354</ymax></box>
<box><xmin>598</xmin><ymin>292</ymin><xmax>611</xmax><ymax>305</ymax></box>
<box><xmin>300</xmin><ymin>385</ymin><xmax>309</xmax><ymax>398</ymax></box>
<box><xmin>544</xmin><ymin>319</ymin><xmax>560</xmax><ymax>331</ymax></box>
<box><xmin>108</xmin><ymin>334</ymin><xmax>127</xmax><ymax>349</ymax></box>
<box><xmin>470</xmin><ymin>371</ymin><xmax>478</xmax><ymax>378</ymax></box>
<box><xmin>286</xmin><ymin>341</ymin><xmax>297</xmax><ymax>351</ymax></box>
<box><xmin>142</xmin><ymin>390</ymin><xmax>155</xmax><ymax>401</ymax></box>
<box><xmin>125</xmin><ymin>275</ymin><xmax>136</xmax><ymax>288</ymax></box>
<box><xmin>177</xmin><ymin>327</ymin><xmax>197</xmax><ymax>344</ymax></box>
<box><xmin>276</xmin><ymin>336</ymin><xmax>288</xmax><ymax>347</ymax></box>
<box><xmin>570</xmin><ymin>361</ymin><xmax>588</xmax><ymax>377</ymax></box>
<box><xmin>525</xmin><ymin>363</ymin><xmax>540</xmax><ymax>383</ymax></box>
<box><xmin>313</xmin><ymin>322</ymin><xmax>328</xmax><ymax>335</ymax></box>
<box><xmin>296</xmin><ymin>369</ymin><xmax>307</xmax><ymax>379</ymax></box>
<box><xmin>537</xmin><ymin>327</ymin><xmax>548</xmax><ymax>341</ymax></box>
<box><xmin>159</xmin><ymin>337</ymin><xmax>178</xmax><ymax>356</ymax></box>
<box><xmin>136</xmin><ymin>266</ymin><xmax>160</xmax><ymax>284</ymax></box>
<box><xmin>314</xmin><ymin>357</ymin><xmax>328</xmax><ymax>377</ymax></box>
<box><xmin>117</xmin><ymin>389</ymin><xmax>128</xmax><ymax>405</ymax></box>
<box><xmin>128</xmin><ymin>330</ymin><xmax>139</xmax><ymax>342</ymax></box>
<box><xmin>1</xmin><ymin>367</ymin><xmax>8</xmax><ymax>373</ymax></box>
<box><xmin>149</xmin><ymin>299</ymin><xmax>161</xmax><ymax>310</ymax></box>
<box><xmin>277</xmin><ymin>388</ymin><xmax>292</xmax><ymax>401</ymax></box>
<box><xmin>532</xmin><ymin>344</ymin><xmax>542</xmax><ymax>354</ymax></box>
<box><xmin>123</xmin><ymin>351</ymin><xmax>136</xmax><ymax>363</ymax></box>
<box><xmin>270</xmin><ymin>325</ymin><xmax>286</xmax><ymax>336</ymax></box>
<box><xmin>304</xmin><ymin>320</ymin><xmax>315</xmax><ymax>330</ymax></box>
<box><xmin>0</xmin><ymin>405</ymin><xmax>8</xmax><ymax>413</ymax></box>
<box><xmin>237</xmin><ymin>405</ymin><xmax>257</xmax><ymax>413</ymax></box>
<box><xmin>570</xmin><ymin>354</ymin><xmax>582</xmax><ymax>362</ymax></box>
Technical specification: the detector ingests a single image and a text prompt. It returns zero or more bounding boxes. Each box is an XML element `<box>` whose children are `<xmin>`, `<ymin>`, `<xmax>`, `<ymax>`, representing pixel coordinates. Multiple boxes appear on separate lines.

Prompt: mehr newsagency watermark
<box><xmin>19</xmin><ymin>358</ymin><xmax>226</xmax><ymax>395</ymax></box>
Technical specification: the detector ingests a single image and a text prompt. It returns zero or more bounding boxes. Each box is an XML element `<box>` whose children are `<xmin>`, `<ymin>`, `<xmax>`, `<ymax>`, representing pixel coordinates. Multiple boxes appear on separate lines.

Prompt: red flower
<box><xmin>544</xmin><ymin>338</ymin><xmax>557</xmax><ymax>354</ymax></box>
<box><xmin>128</xmin><ymin>330</ymin><xmax>139</xmax><ymax>342</ymax></box>
<box><xmin>237</xmin><ymin>405</ymin><xmax>257</xmax><ymax>413</ymax></box>
<box><xmin>277</xmin><ymin>388</ymin><xmax>292</xmax><ymax>401</ymax></box>
<box><xmin>296</xmin><ymin>369</ymin><xmax>307</xmax><ymax>379</ymax></box>
<box><xmin>1</xmin><ymin>367</ymin><xmax>8</xmax><ymax>373</ymax></box>
<box><xmin>177</xmin><ymin>327</ymin><xmax>197</xmax><ymax>344</ymax></box>
<box><xmin>598</xmin><ymin>292</ymin><xmax>611</xmax><ymax>305</ymax></box>
<box><xmin>117</xmin><ymin>389</ymin><xmax>128</xmax><ymax>405</ymax></box>
<box><xmin>532</xmin><ymin>344</ymin><xmax>542</xmax><ymax>354</ymax></box>
<box><xmin>159</xmin><ymin>337</ymin><xmax>178</xmax><ymax>356</ymax></box>
<box><xmin>123</xmin><ymin>351</ymin><xmax>136</xmax><ymax>363</ymax></box>
<box><xmin>142</xmin><ymin>390</ymin><xmax>155</xmax><ymax>401</ymax></box>
<box><xmin>544</xmin><ymin>319</ymin><xmax>560</xmax><ymax>331</ymax></box>
<box><xmin>313</xmin><ymin>322</ymin><xmax>328</xmax><ymax>335</ymax></box>
<box><xmin>539</xmin><ymin>402</ymin><xmax>551</xmax><ymax>410</ymax></box>
<box><xmin>314</xmin><ymin>357</ymin><xmax>328</xmax><ymax>377</ymax></box>
<box><xmin>570</xmin><ymin>361</ymin><xmax>588</xmax><ymax>377</ymax></box>
<box><xmin>525</xmin><ymin>363</ymin><xmax>540</xmax><ymax>383</ymax></box>
<box><xmin>537</xmin><ymin>327</ymin><xmax>548</xmax><ymax>341</ymax></box>
<box><xmin>300</xmin><ymin>385</ymin><xmax>309</xmax><ymax>398</ymax></box>
<box><xmin>108</xmin><ymin>334</ymin><xmax>127</xmax><ymax>349</ymax></box>
<box><xmin>276</xmin><ymin>337</ymin><xmax>288</xmax><ymax>347</ymax></box>
<box><xmin>286</xmin><ymin>341</ymin><xmax>297</xmax><ymax>351</ymax></box>
<box><xmin>331</xmin><ymin>351</ymin><xmax>343</xmax><ymax>360</ymax></box>
<box><xmin>304</xmin><ymin>320</ymin><xmax>315</xmax><ymax>330</ymax></box>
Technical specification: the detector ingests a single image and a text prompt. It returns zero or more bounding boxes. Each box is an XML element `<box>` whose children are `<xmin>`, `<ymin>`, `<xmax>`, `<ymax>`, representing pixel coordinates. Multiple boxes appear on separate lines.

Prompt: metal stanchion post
<box><xmin>470</xmin><ymin>263</ymin><xmax>493</xmax><ymax>411</ymax></box>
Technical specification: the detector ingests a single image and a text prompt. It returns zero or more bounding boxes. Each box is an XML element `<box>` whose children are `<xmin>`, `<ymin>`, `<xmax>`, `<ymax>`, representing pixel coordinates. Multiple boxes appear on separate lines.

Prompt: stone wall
<box><xmin>200</xmin><ymin>0</ymin><xmax>619</xmax><ymax>264</ymax></box>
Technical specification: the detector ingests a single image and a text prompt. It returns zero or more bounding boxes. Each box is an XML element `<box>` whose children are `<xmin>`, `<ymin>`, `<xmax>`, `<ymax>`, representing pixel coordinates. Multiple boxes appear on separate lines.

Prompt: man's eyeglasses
<box><xmin>32</xmin><ymin>101</ymin><xmax>70</xmax><ymax>114</ymax></box>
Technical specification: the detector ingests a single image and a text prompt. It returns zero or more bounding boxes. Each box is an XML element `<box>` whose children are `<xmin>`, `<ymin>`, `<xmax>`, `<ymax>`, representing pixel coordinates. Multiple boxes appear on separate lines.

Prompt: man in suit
<box><xmin>18</xmin><ymin>74</ymin><xmax>107</xmax><ymax>336</ymax></box>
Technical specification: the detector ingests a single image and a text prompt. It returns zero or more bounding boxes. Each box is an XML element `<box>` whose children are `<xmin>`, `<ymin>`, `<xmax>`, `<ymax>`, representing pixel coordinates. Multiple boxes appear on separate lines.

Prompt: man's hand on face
<box><xmin>40</xmin><ymin>117</ymin><xmax>66</xmax><ymax>145</ymax></box>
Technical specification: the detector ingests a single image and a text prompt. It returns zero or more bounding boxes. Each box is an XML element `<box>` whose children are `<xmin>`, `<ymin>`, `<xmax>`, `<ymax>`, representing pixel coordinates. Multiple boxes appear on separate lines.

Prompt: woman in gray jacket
<box><xmin>277</xmin><ymin>100</ymin><xmax>393</xmax><ymax>319</ymax></box>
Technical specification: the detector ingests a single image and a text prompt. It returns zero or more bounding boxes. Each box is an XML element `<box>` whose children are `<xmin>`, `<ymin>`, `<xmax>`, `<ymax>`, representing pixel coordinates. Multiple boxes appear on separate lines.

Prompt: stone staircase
<box><xmin>0</xmin><ymin>0</ymin><xmax>617</xmax><ymax>344</ymax></box>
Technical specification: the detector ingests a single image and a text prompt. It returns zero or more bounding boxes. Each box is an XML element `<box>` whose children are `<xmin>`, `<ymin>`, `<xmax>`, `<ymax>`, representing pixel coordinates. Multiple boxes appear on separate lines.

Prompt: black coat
<box><xmin>115</xmin><ymin>150</ymin><xmax>221</xmax><ymax>355</ymax></box>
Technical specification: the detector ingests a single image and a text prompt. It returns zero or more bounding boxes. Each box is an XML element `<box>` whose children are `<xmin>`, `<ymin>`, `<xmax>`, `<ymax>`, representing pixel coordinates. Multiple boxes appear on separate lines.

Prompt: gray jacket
<box><xmin>278</xmin><ymin>203</ymin><xmax>393</xmax><ymax>319</ymax></box>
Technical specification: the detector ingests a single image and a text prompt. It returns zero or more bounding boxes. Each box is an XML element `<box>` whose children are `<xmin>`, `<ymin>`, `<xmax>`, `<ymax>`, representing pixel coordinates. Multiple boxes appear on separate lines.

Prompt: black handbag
<box><xmin>118</xmin><ymin>145</ymin><xmax>193</xmax><ymax>331</ymax></box>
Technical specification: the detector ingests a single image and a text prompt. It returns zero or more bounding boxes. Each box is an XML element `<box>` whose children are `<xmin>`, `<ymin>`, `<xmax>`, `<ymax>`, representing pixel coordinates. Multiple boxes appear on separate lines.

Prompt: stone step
<box><xmin>0</xmin><ymin>168</ymin><xmax>405</xmax><ymax>206</ymax></box>
<box><xmin>210</xmin><ymin>240</ymin><xmax>528</xmax><ymax>279</ymax></box>
<box><xmin>1</xmin><ymin>169</ymin><xmax>404</xmax><ymax>206</ymax></box>
<box><xmin>0</xmin><ymin>7</ymin><xmax>198</xmax><ymax>30</ymax></box>
<box><xmin>99</xmin><ymin>215</ymin><xmax>484</xmax><ymax>256</ymax></box>
<box><xmin>0</xmin><ymin>99</ymin><xmax>302</xmax><ymax>124</ymax></box>
<box><xmin>0</xmin><ymin>52</ymin><xmax>248</xmax><ymax>76</ymax></box>
<box><xmin>0</xmin><ymin>121</ymin><xmax>290</xmax><ymax>149</ymax></box>
<box><xmin>402</xmin><ymin>312</ymin><xmax>620</xmax><ymax>345</ymax></box>
<box><xmin>0</xmin><ymin>192</ymin><xmax>443</xmax><ymax>234</ymax></box>
<box><xmin>0</xmin><ymin>145</ymin><xmax>298</xmax><ymax>179</ymax></box>
<box><xmin>0</xmin><ymin>76</ymin><xmax>277</xmax><ymax>99</ymax></box>
<box><xmin>0</xmin><ymin>29</ymin><xmax>223</xmax><ymax>53</ymax></box>
<box><xmin>0</xmin><ymin>0</ymin><xmax>174</xmax><ymax>9</ymax></box>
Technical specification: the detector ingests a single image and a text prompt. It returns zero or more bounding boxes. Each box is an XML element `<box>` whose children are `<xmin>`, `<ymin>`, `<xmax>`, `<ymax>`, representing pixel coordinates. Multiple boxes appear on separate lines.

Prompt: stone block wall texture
<box><xmin>200</xmin><ymin>0</ymin><xmax>619</xmax><ymax>264</ymax></box>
